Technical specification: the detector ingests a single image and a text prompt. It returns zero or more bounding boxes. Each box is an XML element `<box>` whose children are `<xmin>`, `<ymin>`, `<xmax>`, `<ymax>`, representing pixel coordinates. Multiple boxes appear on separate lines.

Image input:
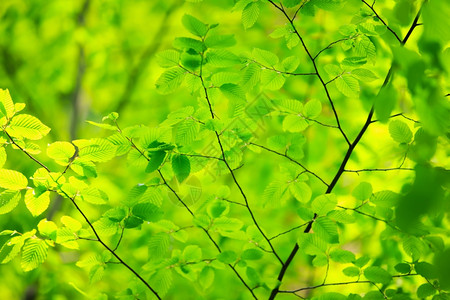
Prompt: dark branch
<box><xmin>267</xmin><ymin>1</ymin><xmax>351</xmax><ymax>146</ymax></box>
<box><xmin>361</xmin><ymin>0</ymin><xmax>402</xmax><ymax>43</ymax></box>
<box><xmin>199</xmin><ymin>46</ymin><xmax>284</xmax><ymax>266</ymax></box>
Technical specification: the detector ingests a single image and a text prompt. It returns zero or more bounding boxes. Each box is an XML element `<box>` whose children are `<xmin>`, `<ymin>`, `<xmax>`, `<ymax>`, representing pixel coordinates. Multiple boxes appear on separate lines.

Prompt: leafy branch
<box><xmin>2</xmin><ymin>130</ymin><xmax>162</xmax><ymax>299</ymax></box>
<box><xmin>249</xmin><ymin>142</ymin><xmax>329</xmax><ymax>187</ymax></box>
<box><xmin>115</xmin><ymin>123</ymin><xmax>259</xmax><ymax>300</ymax></box>
<box><xmin>279</xmin><ymin>273</ymin><xmax>419</xmax><ymax>294</ymax></box>
<box><xmin>265</xmin><ymin>1</ymin><xmax>424</xmax><ymax>298</ymax></box>
<box><xmin>197</xmin><ymin>35</ymin><xmax>284</xmax><ymax>266</ymax></box>
<box><xmin>248</xmin><ymin>59</ymin><xmax>317</xmax><ymax>76</ymax></box>
<box><xmin>267</xmin><ymin>0</ymin><xmax>351</xmax><ymax>146</ymax></box>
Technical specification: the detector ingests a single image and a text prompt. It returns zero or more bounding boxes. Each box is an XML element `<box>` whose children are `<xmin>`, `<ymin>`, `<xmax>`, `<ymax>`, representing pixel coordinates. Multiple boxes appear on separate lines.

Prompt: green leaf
<box><xmin>297</xmin><ymin>233</ymin><xmax>327</xmax><ymax>255</ymax></box>
<box><xmin>241</xmin><ymin>249</ymin><xmax>263</xmax><ymax>261</ymax></box>
<box><xmin>207</xmin><ymin>200</ymin><xmax>229</xmax><ymax>218</ymax></box>
<box><xmin>282</xmin><ymin>56</ymin><xmax>300</xmax><ymax>72</ymax></box>
<box><xmin>252</xmin><ymin>48</ymin><xmax>279</xmax><ymax>66</ymax></box>
<box><xmin>220</xmin><ymin>83</ymin><xmax>246</xmax><ymax>101</ymax></box>
<box><xmin>354</xmin><ymin>256</ymin><xmax>370</xmax><ymax>268</ymax></box>
<box><xmin>394</xmin><ymin>263</ymin><xmax>411</xmax><ymax>274</ymax></box>
<box><xmin>0</xmin><ymin>169</ymin><xmax>28</xmax><ymax>190</ymax></box>
<box><xmin>21</xmin><ymin>238</ymin><xmax>48</xmax><ymax>272</ymax></box>
<box><xmin>0</xmin><ymin>89</ymin><xmax>15</xmax><ymax>119</ymax></box>
<box><xmin>199</xmin><ymin>266</ymin><xmax>215</xmax><ymax>289</ymax></box>
<box><xmin>403</xmin><ymin>236</ymin><xmax>425</xmax><ymax>261</ymax></box>
<box><xmin>173</xmin><ymin>37</ymin><xmax>204</xmax><ymax>53</ymax></box>
<box><xmin>324</xmin><ymin>64</ymin><xmax>342</xmax><ymax>77</ymax></box>
<box><xmin>145</xmin><ymin>150</ymin><xmax>166</xmax><ymax>173</ymax></box>
<box><xmin>132</xmin><ymin>202</ymin><xmax>163</xmax><ymax>222</ymax></box>
<box><xmin>212</xmin><ymin>72</ymin><xmax>241</xmax><ymax>86</ymax></box>
<box><xmin>180</xmin><ymin>51</ymin><xmax>201</xmax><ymax>70</ymax></box>
<box><xmin>37</xmin><ymin>219</ymin><xmax>57</xmax><ymax>240</ymax></box>
<box><xmin>61</xmin><ymin>216</ymin><xmax>82</xmax><ymax>232</ymax></box>
<box><xmin>352</xmin><ymin>182</ymin><xmax>372</xmax><ymax>201</ymax></box>
<box><xmin>335</xmin><ymin>75</ymin><xmax>360</xmax><ymax>97</ymax></box>
<box><xmin>47</xmin><ymin>142</ymin><xmax>76</xmax><ymax>165</ymax></box>
<box><xmin>414</xmin><ymin>261</ymin><xmax>437</xmax><ymax>279</ymax></box>
<box><xmin>341</xmin><ymin>57</ymin><xmax>367</xmax><ymax>67</ymax></box>
<box><xmin>343</xmin><ymin>266</ymin><xmax>360</xmax><ymax>277</ymax></box>
<box><xmin>86</xmin><ymin>121</ymin><xmax>117</xmax><ymax>131</ymax></box>
<box><xmin>206</xmin><ymin>49</ymin><xmax>240</xmax><ymax>67</ymax></box>
<box><xmin>417</xmin><ymin>283</ymin><xmax>436</xmax><ymax>298</ymax></box>
<box><xmin>330</xmin><ymin>249</ymin><xmax>356</xmax><ymax>263</ymax></box>
<box><xmin>70</xmin><ymin>160</ymin><xmax>97</xmax><ymax>178</ymax></box>
<box><xmin>102</xmin><ymin>112</ymin><xmax>119</xmax><ymax>122</ymax></box>
<box><xmin>148</xmin><ymin>233</ymin><xmax>170</xmax><ymax>259</ymax></box>
<box><xmin>351</xmin><ymin>68</ymin><xmax>378</xmax><ymax>82</ymax></box>
<box><xmin>183</xmin><ymin>245</ymin><xmax>202</xmax><ymax>261</ymax></box>
<box><xmin>375</xmin><ymin>84</ymin><xmax>397</xmax><ymax>123</ymax></box>
<box><xmin>242</xmin><ymin>2</ymin><xmax>260</xmax><ymax>29</ymax></box>
<box><xmin>217</xmin><ymin>250</ymin><xmax>237</xmax><ymax>264</ymax></box>
<box><xmin>89</xmin><ymin>265</ymin><xmax>105</xmax><ymax>283</ymax></box>
<box><xmin>289</xmin><ymin>181</ymin><xmax>312</xmax><ymax>203</ymax></box>
<box><xmin>7</xmin><ymin>114</ymin><xmax>50</xmax><ymax>140</ymax></box>
<box><xmin>92</xmin><ymin>218</ymin><xmax>118</xmax><ymax>237</ymax></box>
<box><xmin>24</xmin><ymin>189</ymin><xmax>50</xmax><ymax>217</ymax></box>
<box><xmin>0</xmin><ymin>190</ymin><xmax>21</xmax><ymax>215</ymax></box>
<box><xmin>313</xmin><ymin>254</ymin><xmax>328</xmax><ymax>267</ymax></box>
<box><xmin>246</xmin><ymin>266</ymin><xmax>260</xmax><ymax>286</ymax></box>
<box><xmin>303</xmin><ymin>99</ymin><xmax>322</xmax><ymax>119</ymax></box>
<box><xmin>371</xmin><ymin>190</ymin><xmax>398</xmax><ymax>208</ymax></box>
<box><xmin>0</xmin><ymin>147</ymin><xmax>6</xmax><ymax>169</ymax></box>
<box><xmin>282</xmin><ymin>115</ymin><xmax>309</xmax><ymax>132</ymax></box>
<box><xmin>204</xmin><ymin>34</ymin><xmax>236</xmax><ymax>48</ymax></box>
<box><xmin>311</xmin><ymin>194</ymin><xmax>337</xmax><ymax>215</ymax></box>
<box><xmin>172</xmin><ymin>154</ymin><xmax>190</xmax><ymax>183</ymax></box>
<box><xmin>312</xmin><ymin>217</ymin><xmax>339</xmax><ymax>243</ymax></box>
<box><xmin>77</xmin><ymin>139</ymin><xmax>116</xmax><ymax>162</ymax></box>
<box><xmin>155</xmin><ymin>68</ymin><xmax>186</xmax><ymax>94</ymax></box>
<box><xmin>156</xmin><ymin>50</ymin><xmax>181</xmax><ymax>68</ymax></box>
<box><xmin>389</xmin><ymin>120</ymin><xmax>413</xmax><ymax>144</ymax></box>
<box><xmin>363</xmin><ymin>266</ymin><xmax>392</xmax><ymax>284</ymax></box>
<box><xmin>213</xmin><ymin>217</ymin><xmax>243</xmax><ymax>232</ymax></box>
<box><xmin>80</xmin><ymin>187</ymin><xmax>108</xmax><ymax>205</ymax></box>
<box><xmin>182</xmin><ymin>14</ymin><xmax>208</xmax><ymax>37</ymax></box>
<box><xmin>242</xmin><ymin>63</ymin><xmax>261</xmax><ymax>88</ymax></box>
<box><xmin>261</xmin><ymin>70</ymin><xmax>285</xmax><ymax>90</ymax></box>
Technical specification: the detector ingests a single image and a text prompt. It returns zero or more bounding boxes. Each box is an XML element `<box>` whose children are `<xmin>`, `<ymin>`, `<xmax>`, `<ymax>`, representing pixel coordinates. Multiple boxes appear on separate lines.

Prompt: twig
<box><xmin>344</xmin><ymin>167</ymin><xmax>414</xmax><ymax>173</ymax></box>
<box><xmin>4</xmin><ymin>129</ymin><xmax>161</xmax><ymax>299</ymax></box>
<box><xmin>268</xmin><ymin>0</ymin><xmax>351</xmax><ymax>146</ymax></box>
<box><xmin>269</xmin><ymin>221</ymin><xmax>310</xmax><ymax>240</ymax></box>
<box><xmin>280</xmin><ymin>274</ymin><xmax>419</xmax><ymax>293</ymax></box>
<box><xmin>249</xmin><ymin>142</ymin><xmax>329</xmax><ymax>187</ymax></box>
<box><xmin>314</xmin><ymin>35</ymin><xmax>359</xmax><ymax>60</ymax></box>
<box><xmin>199</xmin><ymin>46</ymin><xmax>284</xmax><ymax>266</ymax></box>
<box><xmin>118</xmin><ymin>128</ymin><xmax>259</xmax><ymax>300</ymax></box>
<box><xmin>361</xmin><ymin>0</ymin><xmax>402</xmax><ymax>43</ymax></box>
<box><xmin>250</xmin><ymin>59</ymin><xmax>316</xmax><ymax>76</ymax></box>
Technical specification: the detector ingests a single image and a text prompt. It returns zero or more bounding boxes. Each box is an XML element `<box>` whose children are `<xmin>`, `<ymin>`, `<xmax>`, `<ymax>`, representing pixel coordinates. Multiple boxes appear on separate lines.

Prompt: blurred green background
<box><xmin>0</xmin><ymin>0</ymin><xmax>449</xmax><ymax>299</ymax></box>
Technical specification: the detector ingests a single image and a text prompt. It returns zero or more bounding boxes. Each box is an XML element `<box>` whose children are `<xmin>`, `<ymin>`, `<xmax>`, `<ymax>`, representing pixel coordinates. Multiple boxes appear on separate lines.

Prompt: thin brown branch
<box><xmin>4</xmin><ymin>130</ymin><xmax>161</xmax><ymax>299</ymax></box>
<box><xmin>249</xmin><ymin>59</ymin><xmax>316</xmax><ymax>76</ymax></box>
<box><xmin>361</xmin><ymin>0</ymin><xmax>402</xmax><ymax>43</ymax></box>
<box><xmin>280</xmin><ymin>274</ymin><xmax>419</xmax><ymax>293</ymax></box>
<box><xmin>199</xmin><ymin>47</ymin><xmax>283</xmax><ymax>266</ymax></box>
<box><xmin>249</xmin><ymin>142</ymin><xmax>329</xmax><ymax>187</ymax></box>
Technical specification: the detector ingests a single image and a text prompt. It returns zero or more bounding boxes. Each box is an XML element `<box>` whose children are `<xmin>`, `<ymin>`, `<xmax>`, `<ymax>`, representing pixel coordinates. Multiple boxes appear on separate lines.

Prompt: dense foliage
<box><xmin>0</xmin><ymin>0</ymin><xmax>449</xmax><ymax>299</ymax></box>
